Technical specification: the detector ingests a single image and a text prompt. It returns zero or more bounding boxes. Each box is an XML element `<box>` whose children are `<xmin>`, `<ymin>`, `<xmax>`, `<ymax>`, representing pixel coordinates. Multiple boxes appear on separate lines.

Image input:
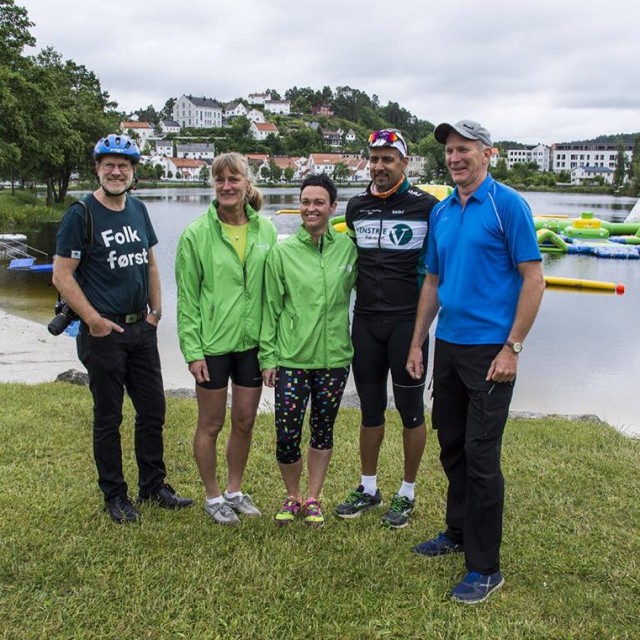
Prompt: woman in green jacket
<box><xmin>260</xmin><ymin>174</ymin><xmax>357</xmax><ymax>527</ymax></box>
<box><xmin>176</xmin><ymin>152</ymin><xmax>277</xmax><ymax>526</ymax></box>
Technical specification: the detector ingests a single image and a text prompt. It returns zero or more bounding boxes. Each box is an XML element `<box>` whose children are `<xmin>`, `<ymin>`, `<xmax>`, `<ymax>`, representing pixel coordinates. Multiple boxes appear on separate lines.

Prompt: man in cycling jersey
<box><xmin>334</xmin><ymin>129</ymin><xmax>438</xmax><ymax>528</ymax></box>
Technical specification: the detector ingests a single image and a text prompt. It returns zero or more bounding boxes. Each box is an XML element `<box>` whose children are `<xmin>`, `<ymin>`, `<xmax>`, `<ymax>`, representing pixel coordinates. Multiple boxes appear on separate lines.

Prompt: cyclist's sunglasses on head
<box><xmin>368</xmin><ymin>130</ymin><xmax>401</xmax><ymax>145</ymax></box>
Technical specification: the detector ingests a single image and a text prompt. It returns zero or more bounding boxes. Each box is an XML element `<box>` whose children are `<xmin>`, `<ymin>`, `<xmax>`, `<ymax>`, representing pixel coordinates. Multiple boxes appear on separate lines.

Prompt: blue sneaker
<box><xmin>450</xmin><ymin>571</ymin><xmax>504</xmax><ymax>604</ymax></box>
<box><xmin>413</xmin><ymin>532</ymin><xmax>464</xmax><ymax>557</ymax></box>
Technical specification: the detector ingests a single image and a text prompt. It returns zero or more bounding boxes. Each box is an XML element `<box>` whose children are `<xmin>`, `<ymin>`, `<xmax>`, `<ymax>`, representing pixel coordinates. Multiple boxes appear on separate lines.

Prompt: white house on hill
<box><xmin>176</xmin><ymin>142</ymin><xmax>215</xmax><ymax>160</ymax></box>
<box><xmin>246</xmin><ymin>108</ymin><xmax>266</xmax><ymax>124</ymax></box>
<box><xmin>224</xmin><ymin>101</ymin><xmax>248</xmax><ymax>119</ymax></box>
<box><xmin>155</xmin><ymin>140</ymin><xmax>173</xmax><ymax>157</ymax></box>
<box><xmin>264</xmin><ymin>100</ymin><xmax>290</xmax><ymax>115</ymax></box>
<box><xmin>248</xmin><ymin>92</ymin><xmax>271</xmax><ymax>105</ymax></box>
<box><xmin>173</xmin><ymin>95</ymin><xmax>223</xmax><ymax>129</ymax></box>
<box><xmin>167</xmin><ymin>157</ymin><xmax>208</xmax><ymax>182</ymax></box>
<box><xmin>121</xmin><ymin>121</ymin><xmax>154</xmax><ymax>143</ymax></box>
<box><xmin>160</xmin><ymin>119</ymin><xmax>181</xmax><ymax>134</ymax></box>
<box><xmin>250</xmin><ymin>122</ymin><xmax>279</xmax><ymax>140</ymax></box>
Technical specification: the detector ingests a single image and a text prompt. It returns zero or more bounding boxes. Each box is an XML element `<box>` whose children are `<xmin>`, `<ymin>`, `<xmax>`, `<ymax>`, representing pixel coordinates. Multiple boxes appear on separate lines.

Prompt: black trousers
<box><xmin>77</xmin><ymin>320</ymin><xmax>167</xmax><ymax>501</ymax></box>
<box><xmin>432</xmin><ymin>339</ymin><xmax>513</xmax><ymax>574</ymax></box>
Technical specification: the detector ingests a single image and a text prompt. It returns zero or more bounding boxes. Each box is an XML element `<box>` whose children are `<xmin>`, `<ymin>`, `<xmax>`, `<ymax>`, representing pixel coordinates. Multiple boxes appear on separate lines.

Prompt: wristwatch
<box><xmin>149</xmin><ymin>309</ymin><xmax>162</xmax><ymax>320</ymax></box>
<box><xmin>505</xmin><ymin>340</ymin><xmax>523</xmax><ymax>354</ymax></box>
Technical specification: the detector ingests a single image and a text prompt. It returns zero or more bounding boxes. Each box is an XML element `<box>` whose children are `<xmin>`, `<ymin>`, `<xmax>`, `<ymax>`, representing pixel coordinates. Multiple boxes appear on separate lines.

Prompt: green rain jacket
<box><xmin>175</xmin><ymin>201</ymin><xmax>277</xmax><ymax>362</ymax></box>
<box><xmin>259</xmin><ymin>223</ymin><xmax>357</xmax><ymax>370</ymax></box>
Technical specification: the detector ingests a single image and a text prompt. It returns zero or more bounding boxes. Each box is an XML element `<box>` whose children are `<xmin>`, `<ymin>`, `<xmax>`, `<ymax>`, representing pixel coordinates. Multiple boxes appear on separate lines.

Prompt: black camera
<box><xmin>48</xmin><ymin>299</ymin><xmax>79</xmax><ymax>336</ymax></box>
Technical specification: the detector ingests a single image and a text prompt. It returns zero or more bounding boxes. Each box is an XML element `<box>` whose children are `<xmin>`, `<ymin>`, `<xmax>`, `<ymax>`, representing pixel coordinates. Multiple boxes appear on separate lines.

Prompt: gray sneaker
<box><xmin>381</xmin><ymin>493</ymin><xmax>416</xmax><ymax>529</ymax></box>
<box><xmin>225</xmin><ymin>493</ymin><xmax>261</xmax><ymax>517</ymax></box>
<box><xmin>205</xmin><ymin>501</ymin><xmax>241</xmax><ymax>526</ymax></box>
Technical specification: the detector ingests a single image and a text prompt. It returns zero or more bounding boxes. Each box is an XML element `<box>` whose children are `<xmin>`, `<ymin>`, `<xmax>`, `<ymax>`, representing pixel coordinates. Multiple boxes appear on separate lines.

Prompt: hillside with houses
<box><xmin>122</xmin><ymin>89</ymin><xmax>640</xmax><ymax>190</ymax></box>
<box><xmin>122</xmin><ymin>91</ymin><xmax>428</xmax><ymax>184</ymax></box>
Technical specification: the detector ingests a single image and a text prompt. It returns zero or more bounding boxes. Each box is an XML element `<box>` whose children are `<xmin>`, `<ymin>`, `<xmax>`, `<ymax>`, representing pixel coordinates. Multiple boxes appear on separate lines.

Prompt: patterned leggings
<box><xmin>274</xmin><ymin>366</ymin><xmax>350</xmax><ymax>464</ymax></box>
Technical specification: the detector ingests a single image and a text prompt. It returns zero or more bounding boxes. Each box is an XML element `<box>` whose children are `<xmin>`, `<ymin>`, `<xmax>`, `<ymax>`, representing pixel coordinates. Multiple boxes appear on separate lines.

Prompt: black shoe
<box><xmin>334</xmin><ymin>485</ymin><xmax>383</xmax><ymax>519</ymax></box>
<box><xmin>138</xmin><ymin>483</ymin><xmax>194</xmax><ymax>510</ymax></box>
<box><xmin>105</xmin><ymin>495</ymin><xmax>141</xmax><ymax>524</ymax></box>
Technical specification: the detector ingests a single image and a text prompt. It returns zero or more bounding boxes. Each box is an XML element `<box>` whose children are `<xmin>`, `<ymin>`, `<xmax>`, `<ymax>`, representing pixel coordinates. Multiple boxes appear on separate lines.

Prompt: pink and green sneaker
<box><xmin>275</xmin><ymin>496</ymin><xmax>301</xmax><ymax>526</ymax></box>
<box><xmin>303</xmin><ymin>498</ymin><xmax>325</xmax><ymax>528</ymax></box>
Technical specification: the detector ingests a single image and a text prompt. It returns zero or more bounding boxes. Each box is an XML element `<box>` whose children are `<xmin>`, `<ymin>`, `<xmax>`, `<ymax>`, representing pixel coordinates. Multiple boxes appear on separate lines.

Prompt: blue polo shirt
<box><xmin>426</xmin><ymin>174</ymin><xmax>541</xmax><ymax>344</ymax></box>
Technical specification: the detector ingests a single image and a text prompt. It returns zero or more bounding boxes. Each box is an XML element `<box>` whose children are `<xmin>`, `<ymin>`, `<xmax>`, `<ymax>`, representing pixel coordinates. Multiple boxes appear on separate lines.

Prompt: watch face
<box><xmin>512</xmin><ymin>342</ymin><xmax>523</xmax><ymax>353</ymax></box>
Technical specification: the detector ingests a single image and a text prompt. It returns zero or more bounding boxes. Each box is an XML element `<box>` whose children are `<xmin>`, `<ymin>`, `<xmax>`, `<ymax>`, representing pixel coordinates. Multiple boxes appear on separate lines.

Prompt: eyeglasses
<box><xmin>102</xmin><ymin>162</ymin><xmax>133</xmax><ymax>173</ymax></box>
<box><xmin>368</xmin><ymin>130</ymin><xmax>402</xmax><ymax>145</ymax></box>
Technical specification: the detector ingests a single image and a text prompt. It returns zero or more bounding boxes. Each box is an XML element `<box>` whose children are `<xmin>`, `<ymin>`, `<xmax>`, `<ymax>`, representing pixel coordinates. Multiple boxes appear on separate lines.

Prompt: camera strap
<box><xmin>54</xmin><ymin>200</ymin><xmax>94</xmax><ymax>305</ymax></box>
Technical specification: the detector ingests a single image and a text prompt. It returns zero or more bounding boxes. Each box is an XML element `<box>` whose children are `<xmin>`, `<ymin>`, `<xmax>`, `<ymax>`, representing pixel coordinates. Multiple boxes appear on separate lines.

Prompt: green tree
<box><xmin>21</xmin><ymin>48</ymin><xmax>119</xmax><ymax>203</ymax></box>
<box><xmin>0</xmin><ymin>0</ymin><xmax>35</xmax><ymax>70</ymax></box>
<box><xmin>134</xmin><ymin>105</ymin><xmax>158</xmax><ymax>124</ymax></box>
<box><xmin>0</xmin><ymin>0</ymin><xmax>36</xmax><ymax>189</ymax></box>
<box><xmin>159</xmin><ymin>97</ymin><xmax>176</xmax><ymax>121</ymax></box>
<box><xmin>492</xmin><ymin>157</ymin><xmax>509</xmax><ymax>181</ymax></box>
<box><xmin>332</xmin><ymin>162</ymin><xmax>350</xmax><ymax>182</ymax></box>
<box><xmin>269</xmin><ymin>160</ymin><xmax>282</xmax><ymax>183</ymax></box>
<box><xmin>282</xmin><ymin>127</ymin><xmax>325</xmax><ymax>157</ymax></box>
<box><xmin>626</xmin><ymin>136</ymin><xmax>640</xmax><ymax>194</ymax></box>
<box><xmin>263</xmin><ymin>133</ymin><xmax>284</xmax><ymax>156</ymax></box>
<box><xmin>259</xmin><ymin>164</ymin><xmax>271</xmax><ymax>182</ymax></box>
<box><xmin>418</xmin><ymin>134</ymin><xmax>448</xmax><ymax>183</ymax></box>
<box><xmin>283</xmin><ymin>166</ymin><xmax>295</xmax><ymax>183</ymax></box>
<box><xmin>613</xmin><ymin>142</ymin><xmax>627</xmax><ymax>188</ymax></box>
<box><xmin>198</xmin><ymin>165</ymin><xmax>209</xmax><ymax>185</ymax></box>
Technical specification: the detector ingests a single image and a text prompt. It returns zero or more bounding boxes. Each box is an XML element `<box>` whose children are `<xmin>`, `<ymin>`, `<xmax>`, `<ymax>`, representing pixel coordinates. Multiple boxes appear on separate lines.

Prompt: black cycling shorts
<box><xmin>197</xmin><ymin>348</ymin><xmax>262</xmax><ymax>390</ymax></box>
<box><xmin>352</xmin><ymin>316</ymin><xmax>428</xmax><ymax>429</ymax></box>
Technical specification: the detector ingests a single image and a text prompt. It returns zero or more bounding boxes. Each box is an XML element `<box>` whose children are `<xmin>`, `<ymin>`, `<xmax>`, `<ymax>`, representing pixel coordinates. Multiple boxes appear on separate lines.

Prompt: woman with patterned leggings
<box><xmin>260</xmin><ymin>174</ymin><xmax>357</xmax><ymax>527</ymax></box>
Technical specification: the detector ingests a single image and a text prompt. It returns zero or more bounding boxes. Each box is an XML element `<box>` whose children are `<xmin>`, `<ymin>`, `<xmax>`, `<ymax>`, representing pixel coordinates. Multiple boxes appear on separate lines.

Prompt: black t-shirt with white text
<box><xmin>55</xmin><ymin>194</ymin><xmax>158</xmax><ymax>315</ymax></box>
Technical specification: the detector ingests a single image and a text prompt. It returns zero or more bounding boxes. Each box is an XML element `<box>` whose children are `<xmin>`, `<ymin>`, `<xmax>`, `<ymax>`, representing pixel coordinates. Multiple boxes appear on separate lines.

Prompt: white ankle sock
<box><xmin>224</xmin><ymin>490</ymin><xmax>243</xmax><ymax>499</ymax></box>
<box><xmin>205</xmin><ymin>495</ymin><xmax>225</xmax><ymax>506</ymax></box>
<box><xmin>361</xmin><ymin>475</ymin><xmax>377</xmax><ymax>496</ymax></box>
<box><xmin>398</xmin><ymin>481</ymin><xmax>415</xmax><ymax>500</ymax></box>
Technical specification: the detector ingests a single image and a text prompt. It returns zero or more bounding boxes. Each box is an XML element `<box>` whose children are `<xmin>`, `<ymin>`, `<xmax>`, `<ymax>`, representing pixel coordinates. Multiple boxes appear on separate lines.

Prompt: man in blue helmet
<box><xmin>52</xmin><ymin>134</ymin><xmax>193</xmax><ymax>524</ymax></box>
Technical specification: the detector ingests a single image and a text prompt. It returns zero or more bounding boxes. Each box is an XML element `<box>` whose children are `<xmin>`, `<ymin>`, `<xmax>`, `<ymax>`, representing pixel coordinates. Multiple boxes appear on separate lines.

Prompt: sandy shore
<box><xmin>0</xmin><ymin>309</ymin><xmax>80</xmax><ymax>384</ymax></box>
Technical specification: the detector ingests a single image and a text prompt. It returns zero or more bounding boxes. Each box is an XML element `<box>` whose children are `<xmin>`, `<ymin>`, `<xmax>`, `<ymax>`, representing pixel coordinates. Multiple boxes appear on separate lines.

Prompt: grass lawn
<box><xmin>0</xmin><ymin>382</ymin><xmax>638</xmax><ymax>639</ymax></box>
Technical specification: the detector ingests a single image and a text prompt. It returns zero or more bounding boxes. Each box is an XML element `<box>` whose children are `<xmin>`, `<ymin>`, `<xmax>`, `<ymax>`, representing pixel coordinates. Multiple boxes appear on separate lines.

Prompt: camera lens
<box><xmin>47</xmin><ymin>304</ymin><xmax>74</xmax><ymax>336</ymax></box>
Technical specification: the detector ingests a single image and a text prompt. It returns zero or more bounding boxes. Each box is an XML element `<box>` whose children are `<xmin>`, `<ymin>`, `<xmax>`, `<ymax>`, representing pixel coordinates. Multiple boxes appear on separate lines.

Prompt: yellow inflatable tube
<box><xmin>544</xmin><ymin>276</ymin><xmax>624</xmax><ymax>294</ymax></box>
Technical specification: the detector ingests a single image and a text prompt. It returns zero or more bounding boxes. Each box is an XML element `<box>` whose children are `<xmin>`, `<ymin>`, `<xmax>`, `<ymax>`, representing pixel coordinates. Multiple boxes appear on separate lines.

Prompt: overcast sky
<box><xmin>20</xmin><ymin>0</ymin><xmax>639</xmax><ymax>145</ymax></box>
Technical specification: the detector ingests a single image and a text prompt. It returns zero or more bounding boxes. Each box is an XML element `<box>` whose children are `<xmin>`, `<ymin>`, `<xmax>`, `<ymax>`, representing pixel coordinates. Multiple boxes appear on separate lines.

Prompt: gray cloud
<box><xmin>21</xmin><ymin>0</ymin><xmax>640</xmax><ymax>143</ymax></box>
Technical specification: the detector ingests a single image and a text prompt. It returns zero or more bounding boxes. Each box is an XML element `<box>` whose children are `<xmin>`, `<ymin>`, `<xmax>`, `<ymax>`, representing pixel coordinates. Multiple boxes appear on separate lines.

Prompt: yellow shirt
<box><xmin>220</xmin><ymin>221</ymin><xmax>249</xmax><ymax>264</ymax></box>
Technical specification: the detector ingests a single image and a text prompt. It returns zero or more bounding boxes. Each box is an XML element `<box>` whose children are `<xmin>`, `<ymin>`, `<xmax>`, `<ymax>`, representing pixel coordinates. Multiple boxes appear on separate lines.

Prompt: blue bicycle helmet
<box><xmin>93</xmin><ymin>134</ymin><xmax>141</xmax><ymax>163</ymax></box>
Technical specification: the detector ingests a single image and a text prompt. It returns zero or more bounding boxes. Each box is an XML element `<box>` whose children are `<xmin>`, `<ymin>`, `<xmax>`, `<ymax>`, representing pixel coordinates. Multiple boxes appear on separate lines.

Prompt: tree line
<box><xmin>0</xmin><ymin>0</ymin><xmax>120</xmax><ymax>204</ymax></box>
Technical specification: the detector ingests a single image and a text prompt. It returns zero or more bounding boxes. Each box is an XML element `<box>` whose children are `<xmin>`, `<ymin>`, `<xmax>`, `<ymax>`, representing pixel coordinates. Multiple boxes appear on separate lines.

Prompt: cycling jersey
<box><xmin>345</xmin><ymin>179</ymin><xmax>438</xmax><ymax>320</ymax></box>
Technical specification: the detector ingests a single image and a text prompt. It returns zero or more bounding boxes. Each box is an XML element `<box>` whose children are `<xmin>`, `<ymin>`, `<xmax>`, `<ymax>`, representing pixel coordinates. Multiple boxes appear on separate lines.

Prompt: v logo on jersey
<box><xmin>388</xmin><ymin>224</ymin><xmax>413</xmax><ymax>246</ymax></box>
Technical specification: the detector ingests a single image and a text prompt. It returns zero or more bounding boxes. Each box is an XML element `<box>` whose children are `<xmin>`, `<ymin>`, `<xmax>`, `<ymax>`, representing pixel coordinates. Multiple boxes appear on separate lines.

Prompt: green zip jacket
<box><xmin>175</xmin><ymin>201</ymin><xmax>277</xmax><ymax>362</ymax></box>
<box><xmin>259</xmin><ymin>224</ymin><xmax>357</xmax><ymax>370</ymax></box>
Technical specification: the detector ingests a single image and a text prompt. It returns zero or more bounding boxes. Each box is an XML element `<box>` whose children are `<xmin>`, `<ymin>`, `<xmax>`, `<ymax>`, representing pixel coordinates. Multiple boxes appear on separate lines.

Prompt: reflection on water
<box><xmin>1</xmin><ymin>188</ymin><xmax>639</xmax><ymax>436</ymax></box>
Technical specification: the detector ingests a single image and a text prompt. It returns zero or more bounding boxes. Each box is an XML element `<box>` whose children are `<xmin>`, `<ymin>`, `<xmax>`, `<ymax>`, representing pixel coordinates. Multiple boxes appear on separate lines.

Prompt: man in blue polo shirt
<box><xmin>406</xmin><ymin>120</ymin><xmax>545</xmax><ymax>603</ymax></box>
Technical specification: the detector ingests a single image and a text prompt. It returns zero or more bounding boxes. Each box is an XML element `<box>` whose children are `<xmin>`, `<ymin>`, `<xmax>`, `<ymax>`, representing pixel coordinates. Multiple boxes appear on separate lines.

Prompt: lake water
<box><xmin>1</xmin><ymin>187</ymin><xmax>639</xmax><ymax>437</ymax></box>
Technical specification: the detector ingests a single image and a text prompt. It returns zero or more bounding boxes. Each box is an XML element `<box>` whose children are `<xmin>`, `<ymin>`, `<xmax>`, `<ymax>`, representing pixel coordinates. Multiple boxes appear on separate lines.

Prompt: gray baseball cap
<box><xmin>434</xmin><ymin>120</ymin><xmax>492</xmax><ymax>147</ymax></box>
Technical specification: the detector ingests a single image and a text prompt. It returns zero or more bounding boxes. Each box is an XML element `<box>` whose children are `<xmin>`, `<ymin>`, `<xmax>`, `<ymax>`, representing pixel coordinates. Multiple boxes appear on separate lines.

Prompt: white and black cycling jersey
<box><xmin>346</xmin><ymin>180</ymin><xmax>438</xmax><ymax>320</ymax></box>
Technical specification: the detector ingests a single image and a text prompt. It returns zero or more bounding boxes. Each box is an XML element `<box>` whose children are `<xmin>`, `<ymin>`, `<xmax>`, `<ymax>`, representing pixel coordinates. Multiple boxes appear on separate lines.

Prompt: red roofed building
<box><xmin>250</xmin><ymin>122</ymin><xmax>279</xmax><ymax>141</ymax></box>
<box><xmin>166</xmin><ymin>157</ymin><xmax>208</xmax><ymax>182</ymax></box>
